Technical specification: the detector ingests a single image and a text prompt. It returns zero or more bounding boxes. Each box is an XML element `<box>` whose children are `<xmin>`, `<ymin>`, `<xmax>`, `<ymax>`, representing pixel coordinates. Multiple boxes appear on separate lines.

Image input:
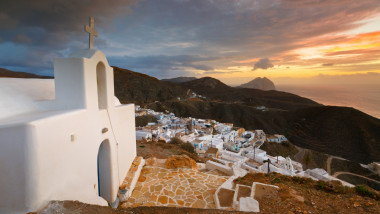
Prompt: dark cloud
<box><xmin>14</xmin><ymin>34</ymin><xmax>32</xmax><ymax>44</ymax></box>
<box><xmin>253</xmin><ymin>58</ymin><xmax>274</xmax><ymax>70</ymax></box>
<box><xmin>322</xmin><ymin>63</ymin><xmax>334</xmax><ymax>66</ymax></box>
<box><xmin>1</xmin><ymin>0</ymin><xmax>380</xmax><ymax>77</ymax></box>
<box><xmin>0</xmin><ymin>0</ymin><xmax>138</xmax><ymax>74</ymax></box>
<box><xmin>0</xmin><ymin>0</ymin><xmax>138</xmax><ymax>45</ymax></box>
<box><xmin>109</xmin><ymin>54</ymin><xmax>218</xmax><ymax>78</ymax></box>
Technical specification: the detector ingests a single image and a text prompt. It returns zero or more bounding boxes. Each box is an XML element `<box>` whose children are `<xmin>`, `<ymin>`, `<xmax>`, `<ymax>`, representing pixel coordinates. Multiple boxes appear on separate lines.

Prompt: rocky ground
<box><xmin>35</xmin><ymin>163</ymin><xmax>380</xmax><ymax>214</ymax></box>
<box><xmin>235</xmin><ymin>173</ymin><xmax>380</xmax><ymax>214</ymax></box>
<box><xmin>34</xmin><ymin>201</ymin><xmax>244</xmax><ymax>214</ymax></box>
<box><xmin>136</xmin><ymin>140</ymin><xmax>212</xmax><ymax>163</ymax></box>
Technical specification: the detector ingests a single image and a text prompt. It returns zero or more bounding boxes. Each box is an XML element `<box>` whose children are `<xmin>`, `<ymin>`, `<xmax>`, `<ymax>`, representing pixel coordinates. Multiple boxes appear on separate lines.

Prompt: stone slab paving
<box><xmin>120</xmin><ymin>166</ymin><xmax>229</xmax><ymax>209</ymax></box>
<box><xmin>199</xmin><ymin>169</ymin><xmax>229</xmax><ymax>177</ymax></box>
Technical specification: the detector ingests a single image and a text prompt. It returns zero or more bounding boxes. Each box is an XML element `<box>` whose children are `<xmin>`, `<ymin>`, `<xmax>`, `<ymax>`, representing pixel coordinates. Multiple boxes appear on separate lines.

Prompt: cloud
<box><xmin>202</xmin><ymin>70</ymin><xmax>242</xmax><ymax>75</ymax></box>
<box><xmin>317</xmin><ymin>72</ymin><xmax>380</xmax><ymax>78</ymax></box>
<box><xmin>0</xmin><ymin>0</ymin><xmax>138</xmax><ymax>74</ymax></box>
<box><xmin>325</xmin><ymin>49</ymin><xmax>380</xmax><ymax>56</ymax></box>
<box><xmin>109</xmin><ymin>54</ymin><xmax>218</xmax><ymax>78</ymax></box>
<box><xmin>0</xmin><ymin>0</ymin><xmax>138</xmax><ymax>49</ymax></box>
<box><xmin>322</xmin><ymin>63</ymin><xmax>334</xmax><ymax>66</ymax></box>
<box><xmin>253</xmin><ymin>58</ymin><xmax>274</xmax><ymax>70</ymax></box>
<box><xmin>1</xmin><ymin>0</ymin><xmax>380</xmax><ymax>78</ymax></box>
<box><xmin>14</xmin><ymin>34</ymin><xmax>32</xmax><ymax>43</ymax></box>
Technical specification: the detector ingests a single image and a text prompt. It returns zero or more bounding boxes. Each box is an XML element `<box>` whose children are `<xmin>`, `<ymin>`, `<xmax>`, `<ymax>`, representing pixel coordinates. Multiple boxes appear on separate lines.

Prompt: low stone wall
<box><xmin>119</xmin><ymin>156</ymin><xmax>146</xmax><ymax>202</ymax></box>
<box><xmin>127</xmin><ymin>158</ymin><xmax>146</xmax><ymax>197</ymax></box>
<box><xmin>250</xmin><ymin>182</ymin><xmax>279</xmax><ymax>198</ymax></box>
<box><xmin>305</xmin><ymin>169</ymin><xmax>330</xmax><ymax>182</ymax></box>
<box><xmin>206</xmin><ymin>161</ymin><xmax>234</xmax><ymax>176</ymax></box>
<box><xmin>220</xmin><ymin>150</ymin><xmax>246</xmax><ymax>162</ymax></box>
<box><xmin>241</xmin><ymin>163</ymin><xmax>262</xmax><ymax>173</ymax></box>
<box><xmin>232</xmin><ymin>184</ymin><xmax>251</xmax><ymax>210</ymax></box>
<box><xmin>197</xmin><ymin>163</ymin><xmax>206</xmax><ymax>170</ymax></box>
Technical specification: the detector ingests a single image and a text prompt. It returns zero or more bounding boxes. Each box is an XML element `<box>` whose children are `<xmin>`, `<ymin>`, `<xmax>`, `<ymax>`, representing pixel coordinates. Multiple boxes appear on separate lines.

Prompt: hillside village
<box><xmin>135</xmin><ymin>105</ymin><xmax>356</xmax><ymax>185</ymax></box>
<box><xmin>129</xmin><ymin>105</ymin><xmax>374</xmax><ymax>212</ymax></box>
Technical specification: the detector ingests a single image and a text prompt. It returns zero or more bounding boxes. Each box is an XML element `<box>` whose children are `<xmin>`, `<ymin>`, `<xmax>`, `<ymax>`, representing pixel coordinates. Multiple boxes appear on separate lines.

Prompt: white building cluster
<box><xmin>135</xmin><ymin>106</ymin><xmax>354</xmax><ymax>187</ymax></box>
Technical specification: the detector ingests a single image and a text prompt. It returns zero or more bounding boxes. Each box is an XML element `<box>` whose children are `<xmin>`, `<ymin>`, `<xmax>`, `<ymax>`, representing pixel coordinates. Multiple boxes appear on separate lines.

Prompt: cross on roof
<box><xmin>84</xmin><ymin>16</ymin><xmax>98</xmax><ymax>49</ymax></box>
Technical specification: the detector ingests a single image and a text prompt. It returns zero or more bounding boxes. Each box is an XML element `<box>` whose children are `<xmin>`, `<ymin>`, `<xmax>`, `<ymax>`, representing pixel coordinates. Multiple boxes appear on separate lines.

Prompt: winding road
<box><xmin>327</xmin><ymin>155</ymin><xmax>380</xmax><ymax>185</ymax></box>
<box><xmin>333</xmin><ymin>171</ymin><xmax>380</xmax><ymax>185</ymax></box>
<box><xmin>326</xmin><ymin>155</ymin><xmax>346</xmax><ymax>175</ymax></box>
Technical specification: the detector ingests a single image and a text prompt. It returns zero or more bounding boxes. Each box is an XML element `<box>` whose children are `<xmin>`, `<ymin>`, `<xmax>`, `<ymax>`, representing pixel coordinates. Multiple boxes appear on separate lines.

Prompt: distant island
<box><xmin>239</xmin><ymin>77</ymin><xmax>276</xmax><ymax>91</ymax></box>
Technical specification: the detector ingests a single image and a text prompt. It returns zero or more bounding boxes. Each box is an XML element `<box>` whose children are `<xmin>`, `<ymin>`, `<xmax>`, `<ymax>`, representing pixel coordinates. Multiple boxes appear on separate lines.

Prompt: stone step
<box><xmin>232</xmin><ymin>184</ymin><xmax>251</xmax><ymax>209</ymax></box>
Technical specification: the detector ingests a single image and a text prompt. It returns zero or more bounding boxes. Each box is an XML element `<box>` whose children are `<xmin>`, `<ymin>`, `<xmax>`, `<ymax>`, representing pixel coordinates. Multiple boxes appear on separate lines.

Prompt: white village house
<box><xmin>0</xmin><ymin>18</ymin><xmax>136</xmax><ymax>214</ymax></box>
<box><xmin>267</xmin><ymin>134</ymin><xmax>288</xmax><ymax>143</ymax></box>
<box><xmin>136</xmin><ymin>130</ymin><xmax>153</xmax><ymax>141</ymax></box>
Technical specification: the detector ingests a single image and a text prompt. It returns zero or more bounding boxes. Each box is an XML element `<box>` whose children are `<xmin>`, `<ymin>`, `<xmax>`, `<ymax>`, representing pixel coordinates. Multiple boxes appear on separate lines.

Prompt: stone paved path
<box><xmin>120</xmin><ymin>166</ymin><xmax>229</xmax><ymax>209</ymax></box>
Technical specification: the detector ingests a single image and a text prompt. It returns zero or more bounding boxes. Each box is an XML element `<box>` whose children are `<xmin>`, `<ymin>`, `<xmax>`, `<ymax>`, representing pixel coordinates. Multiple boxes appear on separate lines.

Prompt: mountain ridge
<box><xmin>0</xmin><ymin>68</ymin><xmax>53</xmax><ymax>79</ymax></box>
<box><xmin>161</xmin><ymin>76</ymin><xmax>197</xmax><ymax>83</ymax></box>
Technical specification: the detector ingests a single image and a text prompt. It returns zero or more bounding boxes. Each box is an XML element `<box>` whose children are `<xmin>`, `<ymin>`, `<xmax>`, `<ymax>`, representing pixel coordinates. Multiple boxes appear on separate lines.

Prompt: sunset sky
<box><xmin>0</xmin><ymin>0</ymin><xmax>380</xmax><ymax>85</ymax></box>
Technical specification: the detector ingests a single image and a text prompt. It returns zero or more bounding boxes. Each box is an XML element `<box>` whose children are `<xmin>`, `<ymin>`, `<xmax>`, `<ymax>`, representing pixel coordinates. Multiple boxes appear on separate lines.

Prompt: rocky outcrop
<box><xmin>239</xmin><ymin>77</ymin><xmax>275</xmax><ymax>91</ymax></box>
<box><xmin>165</xmin><ymin>154</ymin><xmax>198</xmax><ymax>170</ymax></box>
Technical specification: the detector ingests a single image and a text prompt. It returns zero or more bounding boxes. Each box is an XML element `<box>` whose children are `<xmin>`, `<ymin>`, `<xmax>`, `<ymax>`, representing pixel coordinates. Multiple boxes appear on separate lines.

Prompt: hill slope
<box><xmin>161</xmin><ymin>76</ymin><xmax>197</xmax><ymax>83</ymax></box>
<box><xmin>148</xmin><ymin>100</ymin><xmax>380</xmax><ymax>163</ymax></box>
<box><xmin>0</xmin><ymin>68</ymin><xmax>53</xmax><ymax>79</ymax></box>
<box><xmin>285</xmin><ymin>106</ymin><xmax>380</xmax><ymax>163</ymax></box>
<box><xmin>182</xmin><ymin>77</ymin><xmax>320</xmax><ymax>111</ymax></box>
<box><xmin>239</xmin><ymin>77</ymin><xmax>276</xmax><ymax>90</ymax></box>
<box><xmin>113</xmin><ymin>67</ymin><xmax>189</xmax><ymax>105</ymax></box>
<box><xmin>116</xmin><ymin>73</ymin><xmax>379</xmax><ymax>164</ymax></box>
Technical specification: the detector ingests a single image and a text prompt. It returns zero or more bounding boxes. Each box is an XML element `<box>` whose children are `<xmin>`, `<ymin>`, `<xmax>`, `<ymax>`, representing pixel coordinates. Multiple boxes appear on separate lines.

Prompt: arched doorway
<box><xmin>96</xmin><ymin>62</ymin><xmax>107</xmax><ymax>109</ymax></box>
<box><xmin>97</xmin><ymin>139</ymin><xmax>113</xmax><ymax>202</ymax></box>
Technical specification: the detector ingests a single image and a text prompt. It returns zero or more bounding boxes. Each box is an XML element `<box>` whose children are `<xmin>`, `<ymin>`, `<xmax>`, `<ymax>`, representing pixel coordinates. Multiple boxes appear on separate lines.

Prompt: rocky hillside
<box><xmin>147</xmin><ymin>100</ymin><xmax>380</xmax><ymax>163</ymax></box>
<box><xmin>161</xmin><ymin>76</ymin><xmax>197</xmax><ymax>83</ymax></box>
<box><xmin>0</xmin><ymin>68</ymin><xmax>53</xmax><ymax>79</ymax></box>
<box><xmin>113</xmin><ymin>67</ymin><xmax>189</xmax><ymax>106</ymax></box>
<box><xmin>239</xmin><ymin>77</ymin><xmax>276</xmax><ymax>90</ymax></box>
<box><xmin>182</xmin><ymin>77</ymin><xmax>320</xmax><ymax>111</ymax></box>
<box><xmin>285</xmin><ymin>106</ymin><xmax>380</xmax><ymax>164</ymax></box>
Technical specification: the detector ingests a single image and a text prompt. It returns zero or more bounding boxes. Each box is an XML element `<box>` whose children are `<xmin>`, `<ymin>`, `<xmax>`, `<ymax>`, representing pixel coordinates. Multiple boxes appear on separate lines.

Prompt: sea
<box><xmin>277</xmin><ymin>84</ymin><xmax>380</xmax><ymax>119</ymax></box>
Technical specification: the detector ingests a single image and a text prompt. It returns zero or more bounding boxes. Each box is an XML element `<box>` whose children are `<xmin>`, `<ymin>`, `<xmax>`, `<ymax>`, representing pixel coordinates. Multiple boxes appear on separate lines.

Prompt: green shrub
<box><xmin>272</xmin><ymin>177</ymin><xmax>281</xmax><ymax>184</ymax></box>
<box><xmin>170</xmin><ymin>137</ymin><xmax>184</xmax><ymax>144</ymax></box>
<box><xmin>355</xmin><ymin>185</ymin><xmax>373</xmax><ymax>197</ymax></box>
<box><xmin>316</xmin><ymin>181</ymin><xmax>326</xmax><ymax>190</ymax></box>
<box><xmin>291</xmin><ymin>176</ymin><xmax>312</xmax><ymax>184</ymax></box>
<box><xmin>180</xmin><ymin>142</ymin><xmax>195</xmax><ymax>154</ymax></box>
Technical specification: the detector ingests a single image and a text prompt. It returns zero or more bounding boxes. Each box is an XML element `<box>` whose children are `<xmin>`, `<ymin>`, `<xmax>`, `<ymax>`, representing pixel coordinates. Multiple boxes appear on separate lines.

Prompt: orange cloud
<box><xmin>286</xmin><ymin>30</ymin><xmax>380</xmax><ymax>62</ymax></box>
<box><xmin>234</xmin><ymin>58</ymin><xmax>259</xmax><ymax>63</ymax></box>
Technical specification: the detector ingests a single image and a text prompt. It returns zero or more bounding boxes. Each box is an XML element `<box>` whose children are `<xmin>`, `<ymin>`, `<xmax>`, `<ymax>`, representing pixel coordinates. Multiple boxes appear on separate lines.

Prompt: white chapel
<box><xmin>0</xmin><ymin>17</ymin><xmax>136</xmax><ymax>213</ymax></box>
